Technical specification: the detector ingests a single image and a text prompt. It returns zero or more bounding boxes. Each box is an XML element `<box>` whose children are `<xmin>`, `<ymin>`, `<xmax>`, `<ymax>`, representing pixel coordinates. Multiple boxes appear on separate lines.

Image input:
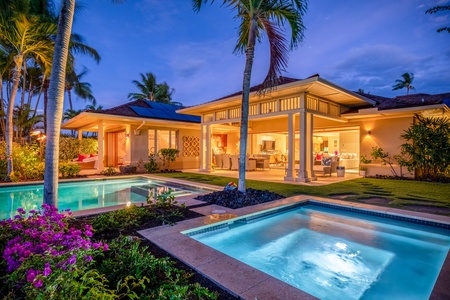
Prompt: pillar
<box><xmin>284</xmin><ymin>113</ymin><xmax>295</xmax><ymax>181</ymax></box>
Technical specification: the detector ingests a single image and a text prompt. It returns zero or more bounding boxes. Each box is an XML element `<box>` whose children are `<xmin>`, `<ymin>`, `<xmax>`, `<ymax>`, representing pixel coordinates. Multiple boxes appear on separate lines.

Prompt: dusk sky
<box><xmin>70</xmin><ymin>0</ymin><xmax>450</xmax><ymax>111</ymax></box>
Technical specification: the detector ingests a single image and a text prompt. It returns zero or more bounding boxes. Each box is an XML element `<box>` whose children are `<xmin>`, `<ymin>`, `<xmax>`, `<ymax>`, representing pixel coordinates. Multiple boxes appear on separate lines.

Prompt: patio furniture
<box><xmin>222</xmin><ymin>154</ymin><xmax>231</xmax><ymax>169</ymax></box>
<box><xmin>73</xmin><ymin>154</ymin><xmax>98</xmax><ymax>169</ymax></box>
<box><xmin>254</xmin><ymin>158</ymin><xmax>270</xmax><ymax>170</ymax></box>
<box><xmin>246</xmin><ymin>156</ymin><xmax>256</xmax><ymax>171</ymax></box>
<box><xmin>214</xmin><ymin>154</ymin><xmax>223</xmax><ymax>169</ymax></box>
<box><xmin>230</xmin><ymin>155</ymin><xmax>239</xmax><ymax>170</ymax></box>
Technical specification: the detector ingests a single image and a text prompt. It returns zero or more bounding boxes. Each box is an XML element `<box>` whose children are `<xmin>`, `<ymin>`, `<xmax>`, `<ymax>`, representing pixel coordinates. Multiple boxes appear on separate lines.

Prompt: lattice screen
<box><xmin>182</xmin><ymin>136</ymin><xmax>200</xmax><ymax>157</ymax></box>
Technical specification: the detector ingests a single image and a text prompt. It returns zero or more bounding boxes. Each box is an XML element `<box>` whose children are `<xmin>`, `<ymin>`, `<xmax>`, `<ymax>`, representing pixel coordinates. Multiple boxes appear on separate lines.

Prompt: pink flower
<box><xmin>26</xmin><ymin>269</ymin><xmax>36</xmax><ymax>283</ymax></box>
<box><xmin>33</xmin><ymin>279</ymin><xmax>43</xmax><ymax>288</ymax></box>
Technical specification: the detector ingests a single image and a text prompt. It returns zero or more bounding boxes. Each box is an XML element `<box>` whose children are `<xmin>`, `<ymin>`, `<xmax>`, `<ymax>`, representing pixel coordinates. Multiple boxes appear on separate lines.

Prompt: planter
<box><xmin>336</xmin><ymin>166</ymin><xmax>345</xmax><ymax>177</ymax></box>
<box><xmin>359</xmin><ymin>170</ymin><xmax>366</xmax><ymax>177</ymax></box>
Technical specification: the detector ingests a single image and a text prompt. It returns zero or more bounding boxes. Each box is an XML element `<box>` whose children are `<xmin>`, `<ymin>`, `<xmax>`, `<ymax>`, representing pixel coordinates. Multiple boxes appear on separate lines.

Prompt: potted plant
<box><xmin>360</xmin><ymin>155</ymin><xmax>372</xmax><ymax>177</ymax></box>
<box><xmin>359</xmin><ymin>166</ymin><xmax>368</xmax><ymax>177</ymax></box>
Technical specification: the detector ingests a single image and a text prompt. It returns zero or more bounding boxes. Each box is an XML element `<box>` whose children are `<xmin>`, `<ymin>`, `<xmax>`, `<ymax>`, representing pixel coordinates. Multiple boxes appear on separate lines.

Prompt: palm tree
<box><xmin>0</xmin><ymin>14</ymin><xmax>55</xmax><ymax>180</ymax></box>
<box><xmin>128</xmin><ymin>72</ymin><xmax>179</xmax><ymax>104</ymax></box>
<box><xmin>193</xmin><ymin>0</ymin><xmax>308</xmax><ymax>192</ymax></box>
<box><xmin>392</xmin><ymin>72</ymin><xmax>415</xmax><ymax>95</ymax></box>
<box><xmin>44</xmin><ymin>0</ymin><xmax>121</xmax><ymax>206</ymax></box>
<box><xmin>65</xmin><ymin>67</ymin><xmax>95</xmax><ymax>110</ymax></box>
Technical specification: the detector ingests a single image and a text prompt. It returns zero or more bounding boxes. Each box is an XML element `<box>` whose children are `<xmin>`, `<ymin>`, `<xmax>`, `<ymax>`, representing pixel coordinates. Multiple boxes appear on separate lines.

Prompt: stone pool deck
<box><xmin>136</xmin><ymin>184</ymin><xmax>450</xmax><ymax>300</ymax></box>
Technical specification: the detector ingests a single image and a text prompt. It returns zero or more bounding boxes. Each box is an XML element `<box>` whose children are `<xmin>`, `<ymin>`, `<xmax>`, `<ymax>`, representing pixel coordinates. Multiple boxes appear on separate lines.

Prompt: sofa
<box><xmin>339</xmin><ymin>153</ymin><xmax>359</xmax><ymax>169</ymax></box>
<box><xmin>73</xmin><ymin>154</ymin><xmax>98</xmax><ymax>169</ymax></box>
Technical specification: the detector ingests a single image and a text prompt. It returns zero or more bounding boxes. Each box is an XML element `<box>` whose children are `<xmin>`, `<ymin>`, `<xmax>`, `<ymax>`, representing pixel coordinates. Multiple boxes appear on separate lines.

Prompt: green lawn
<box><xmin>156</xmin><ymin>172</ymin><xmax>450</xmax><ymax>215</ymax></box>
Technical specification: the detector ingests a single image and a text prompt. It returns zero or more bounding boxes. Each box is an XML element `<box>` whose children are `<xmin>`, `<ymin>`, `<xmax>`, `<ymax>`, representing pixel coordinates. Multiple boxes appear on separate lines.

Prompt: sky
<box><xmin>69</xmin><ymin>0</ymin><xmax>450</xmax><ymax>111</ymax></box>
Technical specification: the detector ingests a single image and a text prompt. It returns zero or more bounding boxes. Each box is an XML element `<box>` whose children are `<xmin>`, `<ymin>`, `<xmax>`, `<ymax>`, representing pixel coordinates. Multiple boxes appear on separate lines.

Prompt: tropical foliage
<box><xmin>193</xmin><ymin>0</ymin><xmax>308</xmax><ymax>192</ymax></box>
<box><xmin>392</xmin><ymin>72</ymin><xmax>415</xmax><ymax>95</ymax></box>
<box><xmin>426</xmin><ymin>5</ymin><xmax>450</xmax><ymax>34</ymax></box>
<box><xmin>0</xmin><ymin>0</ymin><xmax>101</xmax><ymax>185</ymax></box>
<box><xmin>128</xmin><ymin>72</ymin><xmax>180</xmax><ymax>105</ymax></box>
<box><xmin>401</xmin><ymin>115</ymin><xmax>450</xmax><ymax>180</ymax></box>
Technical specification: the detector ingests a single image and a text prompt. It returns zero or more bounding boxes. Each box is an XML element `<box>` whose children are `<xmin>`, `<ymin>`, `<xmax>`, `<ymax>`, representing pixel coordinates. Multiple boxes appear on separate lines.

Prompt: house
<box><xmin>62</xmin><ymin>75</ymin><xmax>449</xmax><ymax>182</ymax></box>
<box><xmin>177</xmin><ymin>75</ymin><xmax>450</xmax><ymax>182</ymax></box>
<box><xmin>62</xmin><ymin>99</ymin><xmax>201</xmax><ymax>170</ymax></box>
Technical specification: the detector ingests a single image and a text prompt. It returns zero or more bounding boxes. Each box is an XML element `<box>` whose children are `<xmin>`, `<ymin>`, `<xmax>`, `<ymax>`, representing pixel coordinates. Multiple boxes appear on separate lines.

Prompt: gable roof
<box><xmin>93</xmin><ymin>99</ymin><xmax>200</xmax><ymax>123</ymax></box>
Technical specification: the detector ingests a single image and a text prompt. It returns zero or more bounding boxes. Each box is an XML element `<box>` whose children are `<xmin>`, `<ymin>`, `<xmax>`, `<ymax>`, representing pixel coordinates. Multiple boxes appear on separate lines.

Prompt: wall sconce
<box><xmin>125</xmin><ymin>133</ymin><xmax>130</xmax><ymax>139</ymax></box>
<box><xmin>367</xmin><ymin>130</ymin><xmax>371</xmax><ymax>136</ymax></box>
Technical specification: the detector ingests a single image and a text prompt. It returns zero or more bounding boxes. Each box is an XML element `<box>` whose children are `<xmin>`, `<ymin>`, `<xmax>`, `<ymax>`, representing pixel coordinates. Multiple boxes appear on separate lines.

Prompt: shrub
<box><xmin>101</xmin><ymin>167</ymin><xmax>118</xmax><ymax>176</ymax></box>
<box><xmin>401</xmin><ymin>115</ymin><xmax>450</xmax><ymax>180</ymax></box>
<box><xmin>144</xmin><ymin>153</ymin><xmax>159</xmax><ymax>173</ymax></box>
<box><xmin>0</xmin><ymin>205</ymin><xmax>108</xmax><ymax>297</ymax></box>
<box><xmin>91</xmin><ymin>205</ymin><xmax>151</xmax><ymax>234</ymax></box>
<box><xmin>94</xmin><ymin>236</ymin><xmax>217</xmax><ymax>299</ymax></box>
<box><xmin>158</xmin><ymin>148</ymin><xmax>179</xmax><ymax>170</ymax></box>
<box><xmin>59</xmin><ymin>162</ymin><xmax>81</xmax><ymax>178</ymax></box>
<box><xmin>0</xmin><ymin>141</ymin><xmax>44</xmax><ymax>181</ymax></box>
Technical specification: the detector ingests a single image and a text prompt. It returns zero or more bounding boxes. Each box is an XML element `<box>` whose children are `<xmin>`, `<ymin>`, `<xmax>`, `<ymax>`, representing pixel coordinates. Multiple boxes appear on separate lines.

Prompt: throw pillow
<box><xmin>322</xmin><ymin>157</ymin><xmax>332</xmax><ymax>166</ymax></box>
<box><xmin>78</xmin><ymin>154</ymin><xmax>90</xmax><ymax>161</ymax></box>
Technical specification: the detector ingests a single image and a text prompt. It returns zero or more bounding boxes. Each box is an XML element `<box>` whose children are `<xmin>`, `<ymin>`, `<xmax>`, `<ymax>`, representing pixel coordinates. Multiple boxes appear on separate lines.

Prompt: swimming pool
<box><xmin>0</xmin><ymin>177</ymin><xmax>211</xmax><ymax>219</ymax></box>
<box><xmin>184</xmin><ymin>201</ymin><xmax>450</xmax><ymax>299</ymax></box>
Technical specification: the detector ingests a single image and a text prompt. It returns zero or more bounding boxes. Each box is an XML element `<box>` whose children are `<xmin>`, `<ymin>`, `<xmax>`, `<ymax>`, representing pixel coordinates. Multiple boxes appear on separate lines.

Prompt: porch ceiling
<box><xmin>178</xmin><ymin>76</ymin><xmax>375</xmax><ymax>115</ymax></box>
<box><xmin>62</xmin><ymin>112</ymin><xmax>200</xmax><ymax>132</ymax></box>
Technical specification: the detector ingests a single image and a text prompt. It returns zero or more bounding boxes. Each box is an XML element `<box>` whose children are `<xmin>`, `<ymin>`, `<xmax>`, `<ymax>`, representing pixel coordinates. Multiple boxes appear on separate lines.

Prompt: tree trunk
<box><xmin>67</xmin><ymin>88</ymin><xmax>73</xmax><ymax>110</ymax></box>
<box><xmin>238</xmin><ymin>19</ymin><xmax>258</xmax><ymax>193</ymax></box>
<box><xmin>0</xmin><ymin>77</ymin><xmax>6</xmax><ymax>139</ymax></box>
<box><xmin>32</xmin><ymin>74</ymin><xmax>46</xmax><ymax>120</ymax></box>
<box><xmin>43</xmin><ymin>0</ymin><xmax>75</xmax><ymax>207</ymax></box>
<box><xmin>5</xmin><ymin>54</ymin><xmax>23</xmax><ymax>180</ymax></box>
<box><xmin>20</xmin><ymin>61</ymin><xmax>27</xmax><ymax>109</ymax></box>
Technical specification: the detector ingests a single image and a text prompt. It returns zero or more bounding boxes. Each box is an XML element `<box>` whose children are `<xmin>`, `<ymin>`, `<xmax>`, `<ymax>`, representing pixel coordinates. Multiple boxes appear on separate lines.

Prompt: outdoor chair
<box><xmin>214</xmin><ymin>154</ymin><xmax>223</xmax><ymax>169</ymax></box>
<box><xmin>230</xmin><ymin>155</ymin><xmax>239</xmax><ymax>170</ymax></box>
<box><xmin>222</xmin><ymin>154</ymin><xmax>231</xmax><ymax>169</ymax></box>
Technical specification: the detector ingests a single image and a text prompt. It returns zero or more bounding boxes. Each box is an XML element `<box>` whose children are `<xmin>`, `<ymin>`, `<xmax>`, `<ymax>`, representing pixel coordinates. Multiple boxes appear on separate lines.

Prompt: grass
<box><xmin>155</xmin><ymin>172</ymin><xmax>450</xmax><ymax>215</ymax></box>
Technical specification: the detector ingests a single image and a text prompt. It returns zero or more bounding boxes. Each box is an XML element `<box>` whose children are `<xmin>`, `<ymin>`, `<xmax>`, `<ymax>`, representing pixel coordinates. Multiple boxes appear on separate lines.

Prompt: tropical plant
<box><xmin>392</xmin><ymin>72</ymin><xmax>415</xmax><ymax>95</ymax></box>
<box><xmin>193</xmin><ymin>0</ymin><xmax>308</xmax><ymax>192</ymax></box>
<box><xmin>127</xmin><ymin>72</ymin><xmax>180</xmax><ymax>105</ymax></box>
<box><xmin>401</xmin><ymin>114</ymin><xmax>450</xmax><ymax>179</ymax></box>
<box><xmin>65</xmin><ymin>66</ymin><xmax>95</xmax><ymax>110</ymax></box>
<box><xmin>59</xmin><ymin>161</ymin><xmax>81</xmax><ymax>178</ymax></box>
<box><xmin>158</xmin><ymin>148</ymin><xmax>179</xmax><ymax>170</ymax></box>
<box><xmin>0</xmin><ymin>14</ymin><xmax>55</xmax><ymax>180</ymax></box>
<box><xmin>144</xmin><ymin>153</ymin><xmax>159</xmax><ymax>173</ymax></box>
<box><xmin>426</xmin><ymin>5</ymin><xmax>450</xmax><ymax>34</ymax></box>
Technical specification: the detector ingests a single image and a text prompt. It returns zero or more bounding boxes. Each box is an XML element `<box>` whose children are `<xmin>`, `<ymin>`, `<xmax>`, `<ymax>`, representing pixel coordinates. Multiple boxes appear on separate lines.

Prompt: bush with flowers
<box><xmin>0</xmin><ymin>205</ymin><xmax>218</xmax><ymax>299</ymax></box>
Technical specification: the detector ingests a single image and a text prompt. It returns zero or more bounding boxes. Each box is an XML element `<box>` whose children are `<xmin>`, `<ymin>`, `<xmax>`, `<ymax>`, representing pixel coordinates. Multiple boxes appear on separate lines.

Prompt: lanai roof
<box><xmin>62</xmin><ymin>99</ymin><xmax>200</xmax><ymax>132</ymax></box>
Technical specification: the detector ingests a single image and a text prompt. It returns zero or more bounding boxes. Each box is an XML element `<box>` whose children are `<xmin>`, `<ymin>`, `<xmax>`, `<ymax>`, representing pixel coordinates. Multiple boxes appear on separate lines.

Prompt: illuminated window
<box><xmin>148</xmin><ymin>130</ymin><xmax>178</xmax><ymax>155</ymax></box>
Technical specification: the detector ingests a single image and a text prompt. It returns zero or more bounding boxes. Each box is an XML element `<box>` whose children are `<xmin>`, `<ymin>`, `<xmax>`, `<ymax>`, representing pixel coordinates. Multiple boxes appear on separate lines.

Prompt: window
<box><xmin>148</xmin><ymin>130</ymin><xmax>178</xmax><ymax>154</ymax></box>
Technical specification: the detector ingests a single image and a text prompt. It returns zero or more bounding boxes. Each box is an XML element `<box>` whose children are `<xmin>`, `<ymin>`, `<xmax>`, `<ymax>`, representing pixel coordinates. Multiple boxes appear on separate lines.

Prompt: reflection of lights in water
<box><xmin>335</xmin><ymin>242</ymin><xmax>347</xmax><ymax>250</ymax></box>
<box><xmin>126</xmin><ymin>201</ymin><xmax>131</xmax><ymax>207</ymax></box>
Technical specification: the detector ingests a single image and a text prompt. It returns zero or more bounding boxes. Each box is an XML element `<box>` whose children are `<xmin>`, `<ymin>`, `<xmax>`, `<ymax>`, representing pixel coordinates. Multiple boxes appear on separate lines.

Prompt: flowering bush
<box><xmin>0</xmin><ymin>205</ymin><xmax>107</xmax><ymax>295</ymax></box>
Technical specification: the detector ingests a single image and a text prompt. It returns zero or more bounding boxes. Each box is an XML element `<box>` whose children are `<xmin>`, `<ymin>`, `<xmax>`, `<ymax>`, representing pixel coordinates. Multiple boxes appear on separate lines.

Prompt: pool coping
<box><xmin>138</xmin><ymin>195</ymin><xmax>450</xmax><ymax>300</ymax></box>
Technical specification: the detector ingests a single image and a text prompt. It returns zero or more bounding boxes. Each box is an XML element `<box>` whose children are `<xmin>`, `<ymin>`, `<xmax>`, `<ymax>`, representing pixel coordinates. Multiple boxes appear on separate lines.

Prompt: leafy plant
<box><xmin>0</xmin><ymin>141</ymin><xmax>44</xmax><ymax>181</ymax></box>
<box><xmin>91</xmin><ymin>205</ymin><xmax>150</xmax><ymax>234</ymax></box>
<box><xmin>158</xmin><ymin>148</ymin><xmax>179</xmax><ymax>170</ymax></box>
<box><xmin>144</xmin><ymin>153</ymin><xmax>159</xmax><ymax>173</ymax></box>
<box><xmin>370</xmin><ymin>146</ymin><xmax>405</xmax><ymax>177</ymax></box>
<box><xmin>147</xmin><ymin>188</ymin><xmax>184</xmax><ymax>224</ymax></box>
<box><xmin>101</xmin><ymin>167</ymin><xmax>118</xmax><ymax>176</ymax></box>
<box><xmin>401</xmin><ymin>115</ymin><xmax>450</xmax><ymax>180</ymax></box>
<box><xmin>59</xmin><ymin>162</ymin><xmax>81</xmax><ymax>178</ymax></box>
<box><xmin>360</xmin><ymin>154</ymin><xmax>372</xmax><ymax>164</ymax></box>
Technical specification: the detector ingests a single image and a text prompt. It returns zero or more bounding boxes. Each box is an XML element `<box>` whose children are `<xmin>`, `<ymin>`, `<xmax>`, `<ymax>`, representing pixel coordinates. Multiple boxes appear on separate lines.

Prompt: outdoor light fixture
<box><xmin>367</xmin><ymin>130</ymin><xmax>371</xmax><ymax>136</ymax></box>
<box><xmin>125</xmin><ymin>132</ymin><xmax>130</xmax><ymax>138</ymax></box>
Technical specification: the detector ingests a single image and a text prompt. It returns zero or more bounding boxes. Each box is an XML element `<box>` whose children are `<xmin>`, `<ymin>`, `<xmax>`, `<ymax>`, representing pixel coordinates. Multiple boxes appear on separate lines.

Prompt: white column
<box><xmin>308</xmin><ymin>113</ymin><xmax>317</xmax><ymax>181</ymax></box>
<box><xmin>124</xmin><ymin>124</ymin><xmax>131</xmax><ymax>165</ymax></box>
<box><xmin>199</xmin><ymin>124</ymin><xmax>205</xmax><ymax>171</ymax></box>
<box><xmin>296</xmin><ymin>93</ymin><xmax>311</xmax><ymax>182</ymax></box>
<box><xmin>205</xmin><ymin>124</ymin><xmax>213</xmax><ymax>172</ymax></box>
<box><xmin>284</xmin><ymin>113</ymin><xmax>295</xmax><ymax>181</ymax></box>
<box><xmin>97</xmin><ymin>122</ymin><xmax>105</xmax><ymax>171</ymax></box>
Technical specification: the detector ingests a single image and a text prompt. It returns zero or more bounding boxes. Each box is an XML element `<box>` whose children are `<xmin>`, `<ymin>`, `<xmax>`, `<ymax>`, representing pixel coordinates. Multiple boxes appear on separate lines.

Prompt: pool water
<box><xmin>0</xmin><ymin>177</ymin><xmax>208</xmax><ymax>219</ymax></box>
<box><xmin>186</xmin><ymin>203</ymin><xmax>450</xmax><ymax>300</ymax></box>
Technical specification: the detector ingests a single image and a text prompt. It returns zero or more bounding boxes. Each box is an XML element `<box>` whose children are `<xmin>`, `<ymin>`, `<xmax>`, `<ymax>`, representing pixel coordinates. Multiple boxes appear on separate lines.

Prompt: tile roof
<box><xmin>356</xmin><ymin>92</ymin><xmax>450</xmax><ymax>110</ymax></box>
<box><xmin>91</xmin><ymin>99</ymin><xmax>200</xmax><ymax>123</ymax></box>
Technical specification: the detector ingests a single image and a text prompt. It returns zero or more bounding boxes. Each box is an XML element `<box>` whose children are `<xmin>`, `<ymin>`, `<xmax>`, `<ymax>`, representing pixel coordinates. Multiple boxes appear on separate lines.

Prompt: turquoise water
<box><xmin>0</xmin><ymin>177</ymin><xmax>208</xmax><ymax>219</ymax></box>
<box><xmin>188</xmin><ymin>204</ymin><xmax>450</xmax><ymax>300</ymax></box>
